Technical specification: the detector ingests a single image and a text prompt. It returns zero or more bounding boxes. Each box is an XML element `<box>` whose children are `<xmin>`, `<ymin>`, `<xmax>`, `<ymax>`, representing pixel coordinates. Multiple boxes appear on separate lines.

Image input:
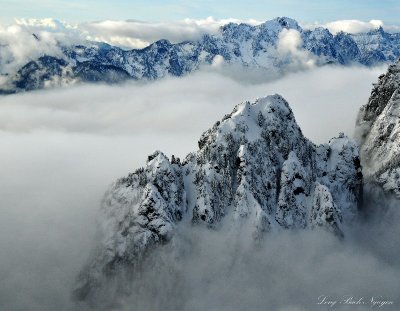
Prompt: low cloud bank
<box><xmin>93</xmin><ymin>204</ymin><xmax>400</xmax><ymax>311</ymax></box>
<box><xmin>79</xmin><ymin>17</ymin><xmax>261</xmax><ymax>49</ymax></box>
<box><xmin>9</xmin><ymin>17</ymin><xmax>400</xmax><ymax>50</ymax></box>
<box><xmin>0</xmin><ymin>65</ymin><xmax>386</xmax><ymax>145</ymax></box>
<box><xmin>303</xmin><ymin>19</ymin><xmax>400</xmax><ymax>34</ymax></box>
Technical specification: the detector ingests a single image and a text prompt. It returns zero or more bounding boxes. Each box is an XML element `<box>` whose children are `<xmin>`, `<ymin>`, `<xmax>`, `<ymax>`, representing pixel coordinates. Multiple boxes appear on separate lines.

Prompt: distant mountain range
<box><xmin>1</xmin><ymin>17</ymin><xmax>400</xmax><ymax>94</ymax></box>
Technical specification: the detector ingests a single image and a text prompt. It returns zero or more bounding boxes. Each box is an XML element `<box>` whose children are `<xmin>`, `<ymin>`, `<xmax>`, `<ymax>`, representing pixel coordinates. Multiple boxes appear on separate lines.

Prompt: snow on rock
<box><xmin>356</xmin><ymin>59</ymin><xmax>400</xmax><ymax>198</ymax></box>
<box><xmin>276</xmin><ymin>152</ymin><xmax>309</xmax><ymax>229</ymax></box>
<box><xmin>73</xmin><ymin>151</ymin><xmax>185</xmax><ymax>300</ymax></box>
<box><xmin>75</xmin><ymin>94</ymin><xmax>363</xmax><ymax>300</ymax></box>
<box><xmin>310</xmin><ymin>183</ymin><xmax>342</xmax><ymax>236</ymax></box>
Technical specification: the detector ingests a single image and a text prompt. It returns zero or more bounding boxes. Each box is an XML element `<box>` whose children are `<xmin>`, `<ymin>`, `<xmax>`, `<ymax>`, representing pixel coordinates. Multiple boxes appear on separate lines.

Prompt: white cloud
<box><xmin>326</xmin><ymin>19</ymin><xmax>383</xmax><ymax>34</ymax></box>
<box><xmin>114</xmin><ymin>207</ymin><xmax>400</xmax><ymax>310</ymax></box>
<box><xmin>15</xmin><ymin>18</ymin><xmax>75</xmax><ymax>31</ymax></box>
<box><xmin>211</xmin><ymin>54</ymin><xmax>224</xmax><ymax>68</ymax></box>
<box><xmin>277</xmin><ymin>29</ymin><xmax>316</xmax><ymax>70</ymax></box>
<box><xmin>0</xmin><ymin>64</ymin><xmax>387</xmax><ymax>147</ymax></box>
<box><xmin>80</xmin><ymin>17</ymin><xmax>262</xmax><ymax>49</ymax></box>
<box><xmin>0</xmin><ymin>19</ymin><xmax>84</xmax><ymax>76</ymax></box>
<box><xmin>10</xmin><ymin>16</ymin><xmax>262</xmax><ymax>51</ymax></box>
<box><xmin>303</xmin><ymin>19</ymin><xmax>400</xmax><ymax>34</ymax></box>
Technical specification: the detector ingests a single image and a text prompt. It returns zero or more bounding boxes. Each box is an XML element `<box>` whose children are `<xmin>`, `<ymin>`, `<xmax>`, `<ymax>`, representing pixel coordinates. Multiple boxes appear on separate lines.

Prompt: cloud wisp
<box><xmin>90</xmin><ymin>205</ymin><xmax>400</xmax><ymax>311</ymax></box>
<box><xmin>312</xmin><ymin>19</ymin><xmax>400</xmax><ymax>34</ymax></box>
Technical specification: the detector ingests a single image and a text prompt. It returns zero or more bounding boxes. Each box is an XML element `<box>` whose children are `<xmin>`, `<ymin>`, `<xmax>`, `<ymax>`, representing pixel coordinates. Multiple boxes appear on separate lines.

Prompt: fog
<box><xmin>0</xmin><ymin>65</ymin><xmax>386</xmax><ymax>144</ymax></box>
<box><xmin>99</xmin><ymin>206</ymin><xmax>400</xmax><ymax>311</ymax></box>
<box><xmin>1</xmin><ymin>65</ymin><xmax>398</xmax><ymax>310</ymax></box>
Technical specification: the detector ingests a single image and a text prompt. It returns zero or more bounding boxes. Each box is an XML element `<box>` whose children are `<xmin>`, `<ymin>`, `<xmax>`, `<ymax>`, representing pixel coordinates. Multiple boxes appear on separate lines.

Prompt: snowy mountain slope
<box><xmin>74</xmin><ymin>94</ymin><xmax>363</xmax><ymax>300</ymax></box>
<box><xmin>356</xmin><ymin>59</ymin><xmax>400</xmax><ymax>198</ymax></box>
<box><xmin>1</xmin><ymin>17</ymin><xmax>400</xmax><ymax>93</ymax></box>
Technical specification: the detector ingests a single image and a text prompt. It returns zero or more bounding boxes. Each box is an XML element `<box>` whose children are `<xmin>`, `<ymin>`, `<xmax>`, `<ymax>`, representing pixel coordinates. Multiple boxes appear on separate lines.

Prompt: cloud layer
<box><xmin>0</xmin><ymin>64</ymin><xmax>386</xmax><ymax>144</ymax></box>
<box><xmin>306</xmin><ymin>19</ymin><xmax>400</xmax><ymax>35</ymax></box>
<box><xmin>98</xmin><ymin>206</ymin><xmax>400</xmax><ymax>310</ymax></box>
<box><xmin>80</xmin><ymin>17</ymin><xmax>261</xmax><ymax>49</ymax></box>
<box><xmin>12</xmin><ymin>17</ymin><xmax>400</xmax><ymax>50</ymax></box>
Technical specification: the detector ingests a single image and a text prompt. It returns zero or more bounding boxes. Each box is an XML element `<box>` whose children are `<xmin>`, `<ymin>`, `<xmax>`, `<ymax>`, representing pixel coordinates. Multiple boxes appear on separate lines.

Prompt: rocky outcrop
<box><xmin>74</xmin><ymin>151</ymin><xmax>185</xmax><ymax>300</ymax></box>
<box><xmin>356</xmin><ymin>59</ymin><xmax>400</xmax><ymax>198</ymax></box>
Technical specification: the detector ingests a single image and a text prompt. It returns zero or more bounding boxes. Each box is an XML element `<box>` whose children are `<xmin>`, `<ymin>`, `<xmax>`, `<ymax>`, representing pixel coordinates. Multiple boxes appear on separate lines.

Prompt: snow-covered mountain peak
<box><xmin>259</xmin><ymin>17</ymin><xmax>300</xmax><ymax>33</ymax></box>
<box><xmin>221</xmin><ymin>22</ymin><xmax>256</xmax><ymax>39</ymax></box>
<box><xmin>146</xmin><ymin>150</ymin><xmax>171</xmax><ymax>169</ymax></box>
<box><xmin>74</xmin><ymin>94</ymin><xmax>363</xmax><ymax>301</ymax></box>
<box><xmin>274</xmin><ymin>17</ymin><xmax>301</xmax><ymax>30</ymax></box>
<box><xmin>201</xmin><ymin>95</ymin><xmax>301</xmax><ymax>146</ymax></box>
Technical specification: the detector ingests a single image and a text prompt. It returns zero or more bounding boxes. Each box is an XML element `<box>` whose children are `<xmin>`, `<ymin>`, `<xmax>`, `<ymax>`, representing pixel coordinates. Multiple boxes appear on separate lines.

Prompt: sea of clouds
<box><xmin>1</xmin><ymin>62</ymin><xmax>399</xmax><ymax>310</ymax></box>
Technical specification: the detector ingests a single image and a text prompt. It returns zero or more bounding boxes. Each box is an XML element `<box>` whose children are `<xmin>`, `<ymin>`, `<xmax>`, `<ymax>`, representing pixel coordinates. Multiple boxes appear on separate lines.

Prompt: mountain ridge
<box><xmin>1</xmin><ymin>17</ymin><xmax>400</xmax><ymax>93</ymax></box>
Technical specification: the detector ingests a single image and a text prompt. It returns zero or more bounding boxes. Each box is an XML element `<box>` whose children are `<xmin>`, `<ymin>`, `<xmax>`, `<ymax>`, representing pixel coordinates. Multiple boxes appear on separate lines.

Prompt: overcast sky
<box><xmin>0</xmin><ymin>0</ymin><xmax>399</xmax><ymax>25</ymax></box>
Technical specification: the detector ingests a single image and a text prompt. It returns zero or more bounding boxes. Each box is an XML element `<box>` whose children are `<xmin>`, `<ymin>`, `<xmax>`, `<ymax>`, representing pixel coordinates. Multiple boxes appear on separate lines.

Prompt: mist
<box><xmin>0</xmin><ymin>65</ymin><xmax>386</xmax><ymax>144</ymax></box>
<box><xmin>1</xmin><ymin>64</ymin><xmax>398</xmax><ymax>310</ymax></box>
<box><xmin>90</xmin><ymin>206</ymin><xmax>400</xmax><ymax>311</ymax></box>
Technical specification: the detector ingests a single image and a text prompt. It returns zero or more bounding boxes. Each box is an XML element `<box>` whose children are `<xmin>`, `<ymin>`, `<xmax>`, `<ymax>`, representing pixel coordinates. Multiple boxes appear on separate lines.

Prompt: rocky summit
<box><xmin>74</xmin><ymin>94</ymin><xmax>363</xmax><ymax>300</ymax></box>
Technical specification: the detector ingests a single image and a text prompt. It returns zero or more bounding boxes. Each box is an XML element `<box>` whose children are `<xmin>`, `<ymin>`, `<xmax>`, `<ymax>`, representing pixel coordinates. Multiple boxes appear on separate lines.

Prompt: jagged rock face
<box><xmin>186</xmin><ymin>97</ymin><xmax>314</xmax><ymax>232</ymax></box>
<box><xmin>74</xmin><ymin>152</ymin><xmax>185</xmax><ymax>299</ymax></box>
<box><xmin>356</xmin><ymin>59</ymin><xmax>400</xmax><ymax>198</ymax></box>
<box><xmin>310</xmin><ymin>183</ymin><xmax>342</xmax><ymax>236</ymax></box>
<box><xmin>14</xmin><ymin>56</ymin><xmax>73</xmax><ymax>90</ymax></box>
<box><xmin>276</xmin><ymin>152</ymin><xmax>309</xmax><ymax>229</ymax></box>
<box><xmin>73</xmin><ymin>61</ymin><xmax>131</xmax><ymax>83</ymax></box>
<box><xmin>2</xmin><ymin>17</ymin><xmax>400</xmax><ymax>93</ymax></box>
<box><xmin>75</xmin><ymin>94</ymin><xmax>363</xmax><ymax>300</ymax></box>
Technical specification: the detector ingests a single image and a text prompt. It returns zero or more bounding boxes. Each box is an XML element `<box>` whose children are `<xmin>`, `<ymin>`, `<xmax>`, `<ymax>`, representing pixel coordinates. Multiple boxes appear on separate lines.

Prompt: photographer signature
<box><xmin>317</xmin><ymin>295</ymin><xmax>395</xmax><ymax>308</ymax></box>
